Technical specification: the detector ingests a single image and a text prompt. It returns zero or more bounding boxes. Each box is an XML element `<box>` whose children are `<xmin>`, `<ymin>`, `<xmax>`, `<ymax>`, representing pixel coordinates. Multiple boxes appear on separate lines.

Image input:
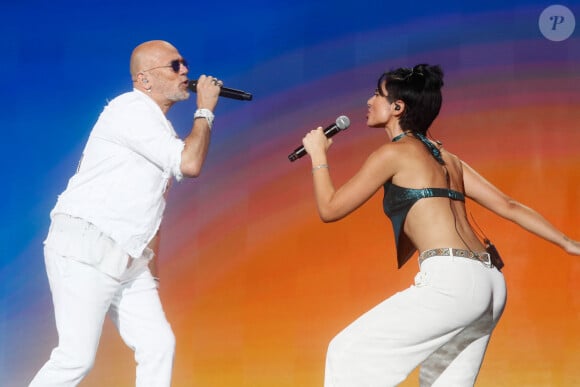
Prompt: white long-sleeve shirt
<box><xmin>50</xmin><ymin>89</ymin><xmax>185</xmax><ymax>259</ymax></box>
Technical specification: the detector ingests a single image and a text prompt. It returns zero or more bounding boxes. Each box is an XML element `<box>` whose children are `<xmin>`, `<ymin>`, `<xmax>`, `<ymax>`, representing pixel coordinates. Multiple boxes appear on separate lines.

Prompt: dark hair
<box><xmin>377</xmin><ymin>64</ymin><xmax>444</xmax><ymax>135</ymax></box>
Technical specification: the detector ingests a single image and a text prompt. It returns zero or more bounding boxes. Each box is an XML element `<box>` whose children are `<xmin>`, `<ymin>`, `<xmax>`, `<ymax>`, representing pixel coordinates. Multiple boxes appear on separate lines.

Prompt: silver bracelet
<box><xmin>194</xmin><ymin>108</ymin><xmax>215</xmax><ymax>130</ymax></box>
<box><xmin>312</xmin><ymin>164</ymin><xmax>329</xmax><ymax>173</ymax></box>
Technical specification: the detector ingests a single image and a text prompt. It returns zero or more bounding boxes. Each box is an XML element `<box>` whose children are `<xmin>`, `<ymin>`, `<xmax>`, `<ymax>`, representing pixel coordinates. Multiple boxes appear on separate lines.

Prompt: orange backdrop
<box><xmin>80</xmin><ymin>76</ymin><xmax>579</xmax><ymax>386</ymax></box>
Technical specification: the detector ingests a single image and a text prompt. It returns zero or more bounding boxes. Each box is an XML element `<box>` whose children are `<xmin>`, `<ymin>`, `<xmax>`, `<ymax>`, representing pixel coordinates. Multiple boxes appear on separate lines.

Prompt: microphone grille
<box><xmin>336</xmin><ymin>115</ymin><xmax>350</xmax><ymax>130</ymax></box>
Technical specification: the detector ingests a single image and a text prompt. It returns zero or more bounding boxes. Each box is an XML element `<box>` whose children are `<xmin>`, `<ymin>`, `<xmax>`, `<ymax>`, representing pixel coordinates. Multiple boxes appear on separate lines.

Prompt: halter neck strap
<box><xmin>413</xmin><ymin>132</ymin><xmax>445</xmax><ymax>165</ymax></box>
<box><xmin>391</xmin><ymin>130</ymin><xmax>444</xmax><ymax>165</ymax></box>
<box><xmin>391</xmin><ymin>131</ymin><xmax>411</xmax><ymax>143</ymax></box>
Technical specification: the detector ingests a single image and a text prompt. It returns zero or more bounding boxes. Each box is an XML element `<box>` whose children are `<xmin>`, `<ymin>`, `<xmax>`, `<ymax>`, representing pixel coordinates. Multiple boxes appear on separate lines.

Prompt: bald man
<box><xmin>29</xmin><ymin>40</ymin><xmax>222</xmax><ymax>387</ymax></box>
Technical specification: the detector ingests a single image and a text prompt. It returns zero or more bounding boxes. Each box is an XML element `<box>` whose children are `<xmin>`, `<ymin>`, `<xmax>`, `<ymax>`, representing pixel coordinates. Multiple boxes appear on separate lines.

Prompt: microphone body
<box><xmin>188</xmin><ymin>80</ymin><xmax>253</xmax><ymax>101</ymax></box>
<box><xmin>288</xmin><ymin>115</ymin><xmax>350</xmax><ymax>162</ymax></box>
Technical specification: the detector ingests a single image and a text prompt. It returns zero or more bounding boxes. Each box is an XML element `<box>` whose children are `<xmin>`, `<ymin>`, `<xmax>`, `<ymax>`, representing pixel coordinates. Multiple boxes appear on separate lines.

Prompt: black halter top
<box><xmin>383</xmin><ymin>132</ymin><xmax>465</xmax><ymax>268</ymax></box>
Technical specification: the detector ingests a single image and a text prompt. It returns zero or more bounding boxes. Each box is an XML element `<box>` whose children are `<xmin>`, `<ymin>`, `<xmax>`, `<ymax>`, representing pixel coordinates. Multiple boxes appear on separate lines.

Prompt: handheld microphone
<box><xmin>188</xmin><ymin>80</ymin><xmax>253</xmax><ymax>101</ymax></box>
<box><xmin>288</xmin><ymin>115</ymin><xmax>350</xmax><ymax>162</ymax></box>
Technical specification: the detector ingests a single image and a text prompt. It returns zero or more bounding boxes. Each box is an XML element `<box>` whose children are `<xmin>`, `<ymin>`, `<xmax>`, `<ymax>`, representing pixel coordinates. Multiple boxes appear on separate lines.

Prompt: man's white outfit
<box><xmin>30</xmin><ymin>89</ymin><xmax>185</xmax><ymax>387</ymax></box>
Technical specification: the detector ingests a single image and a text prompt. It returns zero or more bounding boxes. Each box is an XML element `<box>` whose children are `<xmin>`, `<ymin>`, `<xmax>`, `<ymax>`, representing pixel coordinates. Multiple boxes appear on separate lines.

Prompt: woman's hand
<box><xmin>302</xmin><ymin>127</ymin><xmax>333</xmax><ymax>159</ymax></box>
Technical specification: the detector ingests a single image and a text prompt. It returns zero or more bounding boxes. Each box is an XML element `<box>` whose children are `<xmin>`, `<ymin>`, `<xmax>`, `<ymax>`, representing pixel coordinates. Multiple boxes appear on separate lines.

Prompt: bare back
<box><xmin>390</xmin><ymin>136</ymin><xmax>486</xmax><ymax>254</ymax></box>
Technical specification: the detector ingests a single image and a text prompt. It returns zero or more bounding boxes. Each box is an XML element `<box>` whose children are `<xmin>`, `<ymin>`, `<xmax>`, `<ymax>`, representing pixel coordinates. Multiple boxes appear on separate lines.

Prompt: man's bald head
<box><xmin>130</xmin><ymin>40</ymin><xmax>178</xmax><ymax>80</ymax></box>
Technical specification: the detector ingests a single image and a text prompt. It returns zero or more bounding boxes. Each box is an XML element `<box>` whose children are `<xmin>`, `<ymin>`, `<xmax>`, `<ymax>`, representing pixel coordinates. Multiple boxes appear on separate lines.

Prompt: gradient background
<box><xmin>1</xmin><ymin>1</ymin><xmax>579</xmax><ymax>386</ymax></box>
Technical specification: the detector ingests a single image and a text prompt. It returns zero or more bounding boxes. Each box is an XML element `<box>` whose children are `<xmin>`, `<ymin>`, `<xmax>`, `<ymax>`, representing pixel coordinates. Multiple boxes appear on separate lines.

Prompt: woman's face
<box><xmin>366</xmin><ymin>81</ymin><xmax>394</xmax><ymax>128</ymax></box>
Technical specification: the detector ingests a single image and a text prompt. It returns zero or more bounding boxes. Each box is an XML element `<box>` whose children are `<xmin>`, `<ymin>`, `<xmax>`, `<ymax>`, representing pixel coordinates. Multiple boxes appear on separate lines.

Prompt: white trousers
<box><xmin>29</xmin><ymin>247</ymin><xmax>175</xmax><ymax>387</ymax></box>
<box><xmin>324</xmin><ymin>255</ymin><xmax>507</xmax><ymax>387</ymax></box>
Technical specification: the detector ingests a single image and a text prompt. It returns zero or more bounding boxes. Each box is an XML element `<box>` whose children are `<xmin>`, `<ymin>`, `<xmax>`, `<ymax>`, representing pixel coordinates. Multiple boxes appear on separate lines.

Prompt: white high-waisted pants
<box><xmin>29</xmin><ymin>247</ymin><xmax>175</xmax><ymax>386</ymax></box>
<box><xmin>324</xmin><ymin>255</ymin><xmax>506</xmax><ymax>387</ymax></box>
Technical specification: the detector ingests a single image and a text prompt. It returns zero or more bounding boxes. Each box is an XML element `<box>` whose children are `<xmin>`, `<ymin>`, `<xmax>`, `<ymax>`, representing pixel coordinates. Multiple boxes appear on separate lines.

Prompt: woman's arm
<box><xmin>462</xmin><ymin>161</ymin><xmax>580</xmax><ymax>255</ymax></box>
<box><xmin>302</xmin><ymin>127</ymin><xmax>397</xmax><ymax>222</ymax></box>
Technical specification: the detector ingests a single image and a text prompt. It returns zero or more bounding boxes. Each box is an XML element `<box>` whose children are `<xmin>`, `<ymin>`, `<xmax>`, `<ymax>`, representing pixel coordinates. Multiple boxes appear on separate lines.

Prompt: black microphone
<box><xmin>188</xmin><ymin>80</ymin><xmax>253</xmax><ymax>101</ymax></box>
<box><xmin>288</xmin><ymin>115</ymin><xmax>350</xmax><ymax>162</ymax></box>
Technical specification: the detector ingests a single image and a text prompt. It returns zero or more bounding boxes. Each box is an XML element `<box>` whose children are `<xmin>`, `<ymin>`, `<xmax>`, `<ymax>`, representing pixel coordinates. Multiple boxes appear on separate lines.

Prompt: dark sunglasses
<box><xmin>142</xmin><ymin>58</ymin><xmax>188</xmax><ymax>73</ymax></box>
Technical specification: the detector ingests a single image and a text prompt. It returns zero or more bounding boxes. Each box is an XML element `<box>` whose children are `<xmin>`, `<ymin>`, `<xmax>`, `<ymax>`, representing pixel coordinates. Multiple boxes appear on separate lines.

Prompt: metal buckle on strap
<box><xmin>478</xmin><ymin>252</ymin><xmax>493</xmax><ymax>268</ymax></box>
